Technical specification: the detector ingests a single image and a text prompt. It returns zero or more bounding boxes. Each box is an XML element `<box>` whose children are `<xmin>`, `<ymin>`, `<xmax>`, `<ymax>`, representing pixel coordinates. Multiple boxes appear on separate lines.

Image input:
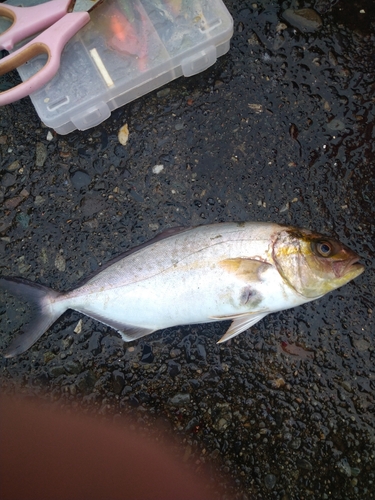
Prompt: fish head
<box><xmin>273</xmin><ymin>228</ymin><xmax>365</xmax><ymax>298</ymax></box>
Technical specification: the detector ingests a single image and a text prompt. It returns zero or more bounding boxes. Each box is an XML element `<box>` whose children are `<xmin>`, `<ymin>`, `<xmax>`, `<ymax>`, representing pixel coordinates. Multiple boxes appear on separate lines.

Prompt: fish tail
<box><xmin>0</xmin><ymin>277</ymin><xmax>64</xmax><ymax>358</ymax></box>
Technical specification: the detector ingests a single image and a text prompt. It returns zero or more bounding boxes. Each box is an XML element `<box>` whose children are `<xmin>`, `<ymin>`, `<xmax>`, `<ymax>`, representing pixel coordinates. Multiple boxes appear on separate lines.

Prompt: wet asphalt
<box><xmin>1</xmin><ymin>0</ymin><xmax>375</xmax><ymax>499</ymax></box>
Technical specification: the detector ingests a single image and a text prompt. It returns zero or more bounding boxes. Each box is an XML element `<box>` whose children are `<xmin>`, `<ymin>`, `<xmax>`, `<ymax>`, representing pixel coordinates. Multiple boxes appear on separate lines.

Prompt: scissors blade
<box><xmin>71</xmin><ymin>0</ymin><xmax>105</xmax><ymax>14</ymax></box>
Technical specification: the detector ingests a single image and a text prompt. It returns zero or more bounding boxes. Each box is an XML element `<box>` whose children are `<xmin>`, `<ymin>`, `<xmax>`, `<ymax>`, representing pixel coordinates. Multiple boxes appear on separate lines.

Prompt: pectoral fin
<box><xmin>219</xmin><ymin>258</ymin><xmax>271</xmax><ymax>281</ymax></box>
<box><xmin>214</xmin><ymin>311</ymin><xmax>269</xmax><ymax>343</ymax></box>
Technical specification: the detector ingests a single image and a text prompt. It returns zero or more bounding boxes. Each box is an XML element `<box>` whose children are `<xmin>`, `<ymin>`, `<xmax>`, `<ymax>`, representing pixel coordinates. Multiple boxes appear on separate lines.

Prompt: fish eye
<box><xmin>314</xmin><ymin>241</ymin><xmax>333</xmax><ymax>257</ymax></box>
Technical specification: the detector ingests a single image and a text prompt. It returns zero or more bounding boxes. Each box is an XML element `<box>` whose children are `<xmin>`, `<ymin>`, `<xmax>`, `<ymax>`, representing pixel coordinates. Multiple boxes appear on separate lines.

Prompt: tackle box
<box><xmin>2</xmin><ymin>0</ymin><xmax>233</xmax><ymax>134</ymax></box>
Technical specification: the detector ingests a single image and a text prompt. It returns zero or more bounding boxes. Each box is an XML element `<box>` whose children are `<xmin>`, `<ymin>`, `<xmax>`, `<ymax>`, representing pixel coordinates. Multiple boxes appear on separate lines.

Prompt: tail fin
<box><xmin>0</xmin><ymin>277</ymin><xmax>64</xmax><ymax>358</ymax></box>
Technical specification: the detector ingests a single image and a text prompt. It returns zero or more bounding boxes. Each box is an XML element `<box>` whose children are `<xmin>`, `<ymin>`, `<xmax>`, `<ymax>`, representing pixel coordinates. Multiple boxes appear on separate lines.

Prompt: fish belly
<box><xmin>64</xmin><ymin>259</ymin><xmax>302</xmax><ymax>331</ymax></box>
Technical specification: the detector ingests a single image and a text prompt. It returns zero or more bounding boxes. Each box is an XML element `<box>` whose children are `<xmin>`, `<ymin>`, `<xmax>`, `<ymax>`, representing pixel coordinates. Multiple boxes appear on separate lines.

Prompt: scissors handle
<box><xmin>0</xmin><ymin>12</ymin><xmax>89</xmax><ymax>106</ymax></box>
<box><xmin>0</xmin><ymin>0</ymin><xmax>74</xmax><ymax>51</ymax></box>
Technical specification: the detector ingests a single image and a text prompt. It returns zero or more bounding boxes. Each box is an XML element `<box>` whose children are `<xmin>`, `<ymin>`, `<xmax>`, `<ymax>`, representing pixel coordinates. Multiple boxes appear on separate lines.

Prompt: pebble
<box><xmin>49</xmin><ymin>365</ymin><xmax>66</xmax><ymax>377</ymax></box>
<box><xmin>65</xmin><ymin>361</ymin><xmax>81</xmax><ymax>374</ymax></box>
<box><xmin>7</xmin><ymin>160</ymin><xmax>20</xmax><ymax>171</ymax></box>
<box><xmin>140</xmin><ymin>344</ymin><xmax>154</xmax><ymax>364</ymax></box>
<box><xmin>75</xmin><ymin>370</ymin><xmax>97</xmax><ymax>394</ymax></box>
<box><xmin>168</xmin><ymin>361</ymin><xmax>181</xmax><ymax>377</ymax></box>
<box><xmin>169</xmin><ymin>393</ymin><xmax>191</xmax><ymax>405</ymax></box>
<box><xmin>112</xmin><ymin>370</ymin><xmax>125</xmax><ymax>395</ymax></box>
<box><xmin>34</xmin><ymin>195</ymin><xmax>45</xmax><ymax>206</ymax></box>
<box><xmin>118</xmin><ymin>123</ymin><xmax>129</xmax><ymax>146</ymax></box>
<box><xmin>71</xmin><ymin>170</ymin><xmax>91</xmax><ymax>190</ymax></box>
<box><xmin>216</xmin><ymin>418</ymin><xmax>228</xmax><ymax>430</ymax></box>
<box><xmin>152</xmin><ymin>164</ymin><xmax>164</xmax><ymax>174</ymax></box>
<box><xmin>0</xmin><ymin>214</ymin><xmax>9</xmax><ymax>234</ymax></box>
<box><xmin>264</xmin><ymin>473</ymin><xmax>277</xmax><ymax>490</ymax></box>
<box><xmin>35</xmin><ymin>142</ymin><xmax>47</xmax><ymax>167</ymax></box>
<box><xmin>326</xmin><ymin>118</ymin><xmax>345</xmax><ymax>132</ymax></box>
<box><xmin>170</xmin><ymin>348</ymin><xmax>181</xmax><ymax>358</ymax></box>
<box><xmin>74</xmin><ymin>319</ymin><xmax>83</xmax><ymax>334</ymax></box>
<box><xmin>353</xmin><ymin>338</ymin><xmax>370</xmax><ymax>351</ymax></box>
<box><xmin>282</xmin><ymin>8</ymin><xmax>323</xmax><ymax>32</ymax></box>
<box><xmin>1</xmin><ymin>172</ymin><xmax>16</xmax><ymax>188</ymax></box>
<box><xmin>82</xmin><ymin>219</ymin><xmax>99</xmax><ymax>230</ymax></box>
<box><xmin>296</xmin><ymin>458</ymin><xmax>313</xmax><ymax>470</ymax></box>
<box><xmin>4</xmin><ymin>195</ymin><xmax>25</xmax><ymax>210</ymax></box>
<box><xmin>337</xmin><ymin>457</ymin><xmax>352</xmax><ymax>477</ymax></box>
<box><xmin>55</xmin><ymin>253</ymin><xmax>66</xmax><ymax>272</ymax></box>
<box><xmin>157</xmin><ymin>87</ymin><xmax>170</xmax><ymax>98</ymax></box>
<box><xmin>80</xmin><ymin>194</ymin><xmax>106</xmax><ymax>216</ymax></box>
<box><xmin>16</xmin><ymin>213</ymin><xmax>30</xmax><ymax>229</ymax></box>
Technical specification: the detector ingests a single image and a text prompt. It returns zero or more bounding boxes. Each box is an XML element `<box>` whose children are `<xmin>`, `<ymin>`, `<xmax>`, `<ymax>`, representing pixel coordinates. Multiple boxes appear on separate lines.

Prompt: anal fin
<box><xmin>214</xmin><ymin>311</ymin><xmax>269</xmax><ymax>343</ymax></box>
<box><xmin>74</xmin><ymin>308</ymin><xmax>156</xmax><ymax>342</ymax></box>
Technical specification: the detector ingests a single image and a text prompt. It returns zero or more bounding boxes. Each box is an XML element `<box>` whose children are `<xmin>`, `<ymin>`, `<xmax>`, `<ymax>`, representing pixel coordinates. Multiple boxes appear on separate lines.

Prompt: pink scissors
<box><xmin>0</xmin><ymin>0</ymin><xmax>103</xmax><ymax>106</ymax></box>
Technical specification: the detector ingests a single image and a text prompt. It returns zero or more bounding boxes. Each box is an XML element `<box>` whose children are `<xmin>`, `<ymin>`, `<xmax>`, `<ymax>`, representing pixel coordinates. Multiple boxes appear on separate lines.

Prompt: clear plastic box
<box><xmin>3</xmin><ymin>0</ymin><xmax>233</xmax><ymax>134</ymax></box>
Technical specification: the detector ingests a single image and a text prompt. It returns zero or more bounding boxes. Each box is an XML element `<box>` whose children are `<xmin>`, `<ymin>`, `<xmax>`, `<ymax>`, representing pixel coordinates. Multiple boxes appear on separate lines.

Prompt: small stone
<box><xmin>16</xmin><ymin>213</ymin><xmax>30</xmax><ymax>228</ymax></box>
<box><xmin>1</xmin><ymin>172</ymin><xmax>16</xmax><ymax>187</ymax></box>
<box><xmin>88</xmin><ymin>331</ymin><xmax>102</xmax><ymax>356</ymax></box>
<box><xmin>82</xmin><ymin>219</ymin><xmax>99</xmax><ymax>230</ymax></box>
<box><xmin>282</xmin><ymin>8</ymin><xmax>323</xmax><ymax>32</ymax></box>
<box><xmin>55</xmin><ymin>253</ymin><xmax>66</xmax><ymax>272</ymax></box>
<box><xmin>170</xmin><ymin>348</ymin><xmax>181</xmax><ymax>358</ymax></box>
<box><xmin>269</xmin><ymin>377</ymin><xmax>286</xmax><ymax>388</ymax></box>
<box><xmin>43</xmin><ymin>352</ymin><xmax>55</xmax><ymax>363</ymax></box>
<box><xmin>296</xmin><ymin>458</ymin><xmax>313</xmax><ymax>470</ymax></box>
<box><xmin>34</xmin><ymin>195</ymin><xmax>45</xmax><ymax>206</ymax></box>
<box><xmin>140</xmin><ymin>344</ymin><xmax>154</xmax><ymax>364</ymax></box>
<box><xmin>74</xmin><ymin>319</ymin><xmax>83</xmax><ymax>334</ymax></box>
<box><xmin>71</xmin><ymin>170</ymin><xmax>91</xmax><ymax>190</ymax></box>
<box><xmin>169</xmin><ymin>393</ymin><xmax>190</xmax><ymax>405</ymax></box>
<box><xmin>264</xmin><ymin>474</ymin><xmax>277</xmax><ymax>490</ymax></box>
<box><xmin>248</xmin><ymin>32</ymin><xmax>261</xmax><ymax>45</ymax></box>
<box><xmin>7</xmin><ymin>160</ymin><xmax>20</xmax><ymax>171</ymax></box>
<box><xmin>80</xmin><ymin>194</ymin><xmax>106</xmax><ymax>216</ymax></box>
<box><xmin>168</xmin><ymin>361</ymin><xmax>181</xmax><ymax>377</ymax></box>
<box><xmin>157</xmin><ymin>87</ymin><xmax>170</xmax><ymax>98</ymax></box>
<box><xmin>4</xmin><ymin>196</ymin><xmax>25</xmax><ymax>210</ymax></box>
<box><xmin>65</xmin><ymin>361</ymin><xmax>81</xmax><ymax>374</ymax></box>
<box><xmin>341</xmin><ymin>380</ymin><xmax>352</xmax><ymax>392</ymax></box>
<box><xmin>326</xmin><ymin>118</ymin><xmax>345</xmax><ymax>132</ymax></box>
<box><xmin>175</xmin><ymin>122</ymin><xmax>184</xmax><ymax>131</ymax></box>
<box><xmin>49</xmin><ymin>365</ymin><xmax>66</xmax><ymax>377</ymax></box>
<box><xmin>337</xmin><ymin>457</ymin><xmax>352</xmax><ymax>477</ymax></box>
<box><xmin>290</xmin><ymin>438</ymin><xmax>302</xmax><ymax>450</ymax></box>
<box><xmin>46</xmin><ymin>131</ymin><xmax>53</xmax><ymax>141</ymax></box>
<box><xmin>152</xmin><ymin>164</ymin><xmax>164</xmax><ymax>174</ymax></box>
<box><xmin>118</xmin><ymin>123</ymin><xmax>129</xmax><ymax>146</ymax></box>
<box><xmin>35</xmin><ymin>142</ymin><xmax>48</xmax><ymax>167</ymax></box>
<box><xmin>112</xmin><ymin>370</ymin><xmax>125</xmax><ymax>395</ymax></box>
<box><xmin>75</xmin><ymin>370</ymin><xmax>97</xmax><ymax>394</ymax></box>
<box><xmin>276</xmin><ymin>22</ymin><xmax>287</xmax><ymax>32</ymax></box>
<box><xmin>353</xmin><ymin>338</ymin><xmax>371</xmax><ymax>351</ymax></box>
<box><xmin>196</xmin><ymin>343</ymin><xmax>206</xmax><ymax>360</ymax></box>
<box><xmin>217</xmin><ymin>418</ymin><xmax>228</xmax><ymax>430</ymax></box>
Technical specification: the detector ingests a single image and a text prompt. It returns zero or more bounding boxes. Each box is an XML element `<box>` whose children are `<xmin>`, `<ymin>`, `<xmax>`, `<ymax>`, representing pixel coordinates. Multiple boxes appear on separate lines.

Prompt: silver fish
<box><xmin>0</xmin><ymin>222</ymin><xmax>364</xmax><ymax>357</ymax></box>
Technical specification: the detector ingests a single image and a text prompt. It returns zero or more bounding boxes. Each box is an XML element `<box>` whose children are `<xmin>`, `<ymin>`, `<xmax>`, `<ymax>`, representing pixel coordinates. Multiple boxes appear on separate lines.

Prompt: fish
<box><xmin>0</xmin><ymin>222</ymin><xmax>364</xmax><ymax>358</ymax></box>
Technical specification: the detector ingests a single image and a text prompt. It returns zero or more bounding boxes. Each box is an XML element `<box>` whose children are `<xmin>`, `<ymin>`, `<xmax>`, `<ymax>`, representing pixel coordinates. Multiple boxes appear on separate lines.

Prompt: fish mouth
<box><xmin>332</xmin><ymin>256</ymin><xmax>365</xmax><ymax>279</ymax></box>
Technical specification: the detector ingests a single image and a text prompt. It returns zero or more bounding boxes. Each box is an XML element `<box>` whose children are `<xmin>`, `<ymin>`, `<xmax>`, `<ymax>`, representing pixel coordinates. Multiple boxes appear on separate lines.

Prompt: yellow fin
<box><xmin>219</xmin><ymin>258</ymin><xmax>271</xmax><ymax>281</ymax></box>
